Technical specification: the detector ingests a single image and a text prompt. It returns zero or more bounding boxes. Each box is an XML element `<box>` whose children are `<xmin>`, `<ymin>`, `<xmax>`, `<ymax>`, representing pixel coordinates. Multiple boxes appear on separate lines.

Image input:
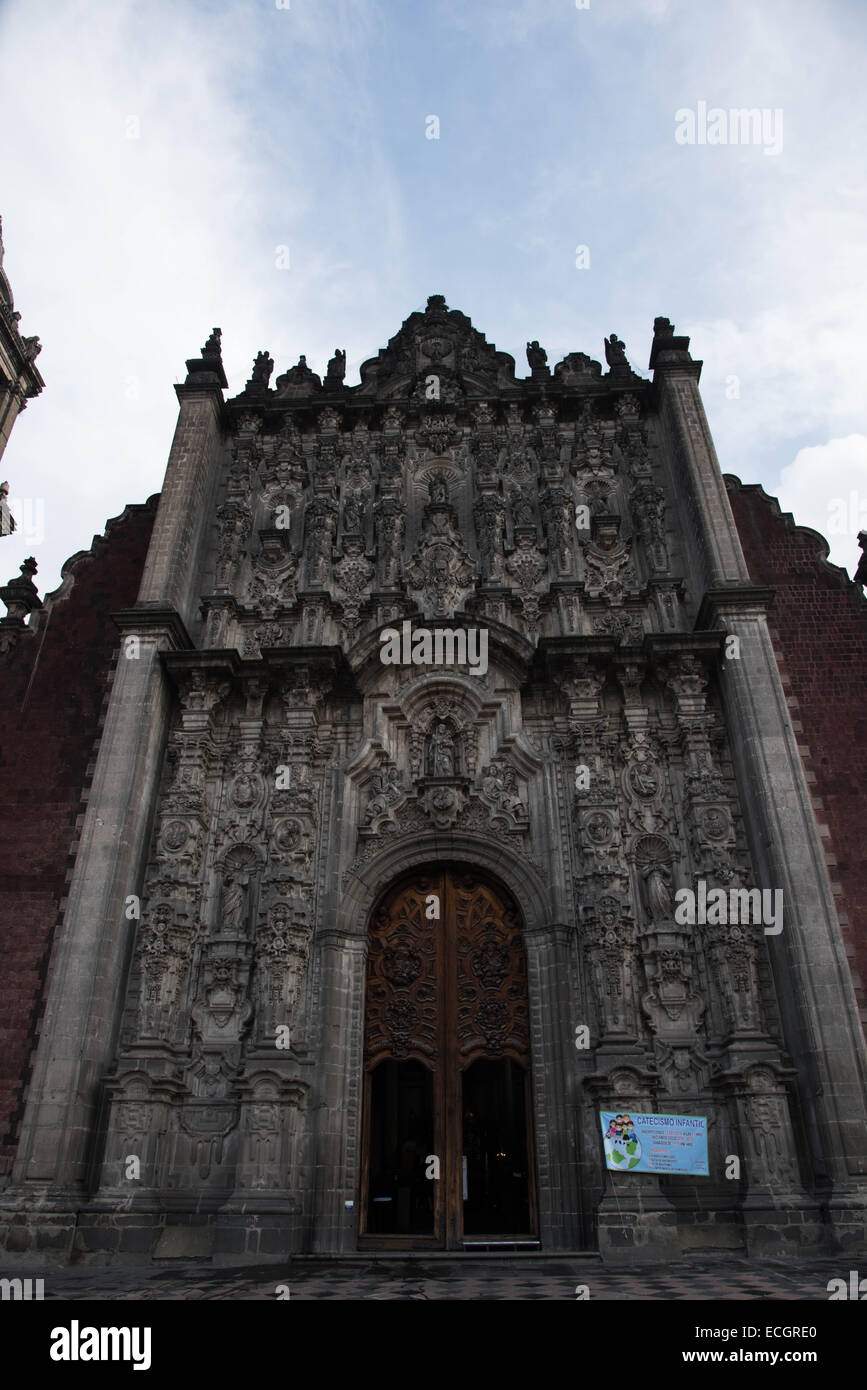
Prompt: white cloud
<box><xmin>775</xmin><ymin>435</ymin><xmax>867</xmax><ymax>575</ymax></box>
<box><xmin>0</xmin><ymin>0</ymin><xmax>865</xmax><ymax>610</ymax></box>
<box><xmin>0</xmin><ymin>0</ymin><xmax>411</xmax><ymax>596</ymax></box>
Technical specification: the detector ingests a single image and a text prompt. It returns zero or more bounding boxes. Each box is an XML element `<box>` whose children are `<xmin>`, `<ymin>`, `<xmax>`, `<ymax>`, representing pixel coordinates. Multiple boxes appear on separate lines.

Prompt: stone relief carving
<box><xmin>137</xmin><ymin>902</ymin><xmax>197</xmax><ymax>1042</ymax></box>
<box><xmin>478</xmin><ymin>759</ymin><xmax>528</xmax><ymax>829</ymax></box>
<box><xmin>303</xmin><ymin>495</ymin><xmax>338</xmax><ymax>586</ymax></box>
<box><xmin>374</xmin><ymin>496</ymin><xmax>406</xmax><ymax>587</ymax></box>
<box><xmin>473</xmin><ymin>493</ymin><xmax>506</xmax><ymax>582</ymax></box>
<box><xmin>248</xmin><ymin>530</ymin><xmax>297</xmax><ymax>614</ymax></box>
<box><xmin>583</xmin><ymin>517</ymin><xmax>634</xmax><ymax>603</ymax></box>
<box><xmin>215</xmin><ymin>499</ymin><xmax>252</xmax><ymax>590</ymax></box>
<box><xmin>362</xmin><ymin>761</ymin><xmax>407</xmax><ymax>833</ymax></box>
<box><xmin>333</xmin><ymin>537</ymin><xmax>375</xmax><ymax>636</ymax></box>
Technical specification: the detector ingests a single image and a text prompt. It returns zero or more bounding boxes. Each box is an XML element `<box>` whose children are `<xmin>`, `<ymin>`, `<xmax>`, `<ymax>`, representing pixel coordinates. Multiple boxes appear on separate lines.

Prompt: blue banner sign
<box><xmin>600</xmin><ymin>1110</ymin><xmax>709</xmax><ymax>1176</ymax></box>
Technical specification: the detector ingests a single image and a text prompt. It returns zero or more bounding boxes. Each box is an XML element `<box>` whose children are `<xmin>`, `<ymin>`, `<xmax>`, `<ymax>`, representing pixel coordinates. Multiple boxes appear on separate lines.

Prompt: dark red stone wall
<box><xmin>0</xmin><ymin>497</ymin><xmax>157</xmax><ymax>1176</ymax></box>
<box><xmin>726</xmin><ymin>475</ymin><xmax>867</xmax><ymax>1033</ymax></box>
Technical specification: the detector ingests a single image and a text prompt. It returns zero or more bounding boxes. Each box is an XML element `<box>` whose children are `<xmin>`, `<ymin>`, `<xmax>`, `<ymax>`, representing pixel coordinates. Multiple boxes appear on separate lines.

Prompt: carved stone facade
<box><xmin>1</xmin><ymin>301</ymin><xmax>865</xmax><ymax>1264</ymax></box>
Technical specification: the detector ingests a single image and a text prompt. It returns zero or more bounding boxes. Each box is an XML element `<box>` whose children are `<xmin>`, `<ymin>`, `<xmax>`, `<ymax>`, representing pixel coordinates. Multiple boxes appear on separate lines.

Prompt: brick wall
<box><xmin>726</xmin><ymin>475</ymin><xmax>867</xmax><ymax>1033</ymax></box>
<box><xmin>0</xmin><ymin>497</ymin><xmax>157</xmax><ymax>1176</ymax></box>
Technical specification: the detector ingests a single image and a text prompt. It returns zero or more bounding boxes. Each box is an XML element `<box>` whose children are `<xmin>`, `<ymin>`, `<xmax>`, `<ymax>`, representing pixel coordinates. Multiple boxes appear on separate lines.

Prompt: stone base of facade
<box><xmin>0</xmin><ymin>1204</ymin><xmax>304</xmax><ymax>1267</ymax></box>
<box><xmin>596</xmin><ymin>1197</ymin><xmax>682</xmax><ymax>1263</ymax></box>
<box><xmin>1</xmin><ymin>1199</ymin><xmax>862</xmax><ymax>1267</ymax></box>
<box><xmin>739</xmin><ymin>1195</ymin><xmax>827</xmax><ymax>1257</ymax></box>
<box><xmin>823</xmin><ymin>1195</ymin><xmax>867</xmax><ymax>1254</ymax></box>
<box><xmin>595</xmin><ymin>1194</ymin><xmax>858</xmax><ymax>1263</ymax></box>
<box><xmin>0</xmin><ymin>1210</ymin><xmax>79</xmax><ymax>1264</ymax></box>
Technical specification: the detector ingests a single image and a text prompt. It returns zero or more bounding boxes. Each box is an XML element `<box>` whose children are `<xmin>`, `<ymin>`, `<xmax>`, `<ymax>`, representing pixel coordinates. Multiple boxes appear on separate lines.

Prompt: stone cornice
<box><xmin>645</xmin><ymin>630</ymin><xmax>727</xmax><ymax>661</ymax></box>
<box><xmin>695</xmin><ymin>586</ymin><xmax>776</xmax><ymax>627</ymax></box>
<box><xmin>112</xmin><ymin>604</ymin><xmax>193</xmax><ymax>649</ymax></box>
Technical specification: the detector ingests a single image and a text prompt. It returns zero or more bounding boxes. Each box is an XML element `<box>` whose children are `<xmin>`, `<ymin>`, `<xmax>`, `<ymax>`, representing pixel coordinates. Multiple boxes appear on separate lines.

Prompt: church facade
<box><xmin>1</xmin><ymin>297</ymin><xmax>865</xmax><ymax>1264</ymax></box>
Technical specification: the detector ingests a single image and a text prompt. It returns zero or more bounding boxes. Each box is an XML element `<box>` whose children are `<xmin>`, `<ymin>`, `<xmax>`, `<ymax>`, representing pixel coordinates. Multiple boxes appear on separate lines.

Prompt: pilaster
<box><xmin>4</xmin><ymin>331</ymin><xmax>227</xmax><ymax>1216</ymax></box>
<box><xmin>652</xmin><ymin>318</ymin><xmax>867</xmax><ymax>1249</ymax></box>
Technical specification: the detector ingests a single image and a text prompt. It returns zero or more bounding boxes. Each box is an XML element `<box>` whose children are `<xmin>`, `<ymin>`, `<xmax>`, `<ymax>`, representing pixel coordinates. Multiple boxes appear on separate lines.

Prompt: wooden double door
<box><xmin>360</xmin><ymin>867</ymin><xmax>537</xmax><ymax>1248</ymax></box>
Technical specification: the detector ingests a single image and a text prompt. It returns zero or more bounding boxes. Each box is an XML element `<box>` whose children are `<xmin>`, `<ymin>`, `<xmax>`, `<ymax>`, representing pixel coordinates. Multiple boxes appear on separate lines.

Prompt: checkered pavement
<box><xmin>10</xmin><ymin>1254</ymin><xmax>855</xmax><ymax>1301</ymax></box>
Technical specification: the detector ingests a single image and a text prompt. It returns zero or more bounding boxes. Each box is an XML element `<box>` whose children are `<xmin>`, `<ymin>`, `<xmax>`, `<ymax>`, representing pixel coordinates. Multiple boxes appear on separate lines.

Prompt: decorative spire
<box><xmin>648</xmin><ymin>316</ymin><xmax>694</xmax><ymax>370</ymax></box>
<box><xmin>201</xmin><ymin>327</ymin><xmax>222</xmax><ymax>358</ymax></box>
<box><xmin>0</xmin><ymin>555</ymin><xmax>42</xmax><ymax>629</ymax></box>
<box><xmin>181</xmin><ymin>326</ymin><xmax>228</xmax><ymax>390</ymax></box>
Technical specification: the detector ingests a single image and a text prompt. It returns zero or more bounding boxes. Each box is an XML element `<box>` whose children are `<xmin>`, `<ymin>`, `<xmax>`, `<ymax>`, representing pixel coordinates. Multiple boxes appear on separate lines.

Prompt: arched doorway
<box><xmin>359</xmin><ymin>866</ymin><xmax>538</xmax><ymax>1249</ymax></box>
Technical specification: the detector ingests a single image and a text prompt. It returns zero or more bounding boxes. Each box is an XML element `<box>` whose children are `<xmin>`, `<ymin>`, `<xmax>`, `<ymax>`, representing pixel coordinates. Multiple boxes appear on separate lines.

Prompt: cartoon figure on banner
<box><xmin>603</xmin><ymin>1113</ymin><xmax>642</xmax><ymax>1170</ymax></box>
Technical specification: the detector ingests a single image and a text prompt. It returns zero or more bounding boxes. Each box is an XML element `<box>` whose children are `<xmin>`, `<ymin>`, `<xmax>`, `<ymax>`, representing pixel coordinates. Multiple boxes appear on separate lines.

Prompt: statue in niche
<box><xmin>642</xmin><ymin>862</ymin><xmax>673</xmax><ymax>923</ymax></box>
<box><xmin>510</xmin><ymin>485</ymin><xmax>535</xmax><ymax>528</ymax></box>
<box><xmin>343</xmin><ymin>489</ymin><xmax>363</xmax><ymax>534</ymax></box>
<box><xmin>428</xmin><ymin>473</ymin><xmax>449</xmax><ymax>505</ymax></box>
<box><xmin>427</xmin><ymin>720</ymin><xmax>457</xmax><ymax>778</ymax></box>
<box><xmin>221</xmin><ymin>871</ymin><xmax>249</xmax><ymax>931</ymax></box>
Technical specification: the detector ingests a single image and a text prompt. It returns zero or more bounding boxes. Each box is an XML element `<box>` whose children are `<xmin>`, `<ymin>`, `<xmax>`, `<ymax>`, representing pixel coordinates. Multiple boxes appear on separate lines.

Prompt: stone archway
<box><xmin>309</xmin><ymin>835</ymin><xmax>584</xmax><ymax>1253</ymax></box>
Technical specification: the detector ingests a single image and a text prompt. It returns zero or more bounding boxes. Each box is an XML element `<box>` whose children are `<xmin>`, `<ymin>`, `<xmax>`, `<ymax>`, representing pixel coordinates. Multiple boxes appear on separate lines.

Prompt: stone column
<box><xmin>524</xmin><ymin>920</ymin><xmax>585</xmax><ymax>1249</ymax></box>
<box><xmin>698</xmin><ymin>589</ymin><xmax>867</xmax><ymax>1244</ymax></box>
<box><xmin>9</xmin><ymin>617</ymin><xmax>184</xmax><ymax>1200</ymax></box>
<box><xmin>5</xmin><ymin>337</ymin><xmax>228</xmax><ymax>1232</ymax></box>
<box><xmin>652</xmin><ymin>321</ymin><xmax>867</xmax><ymax>1248</ymax></box>
<box><xmin>137</xmin><ymin>332</ymin><xmax>228</xmax><ymax>632</ymax></box>
<box><xmin>650</xmin><ymin>318</ymin><xmax>749</xmax><ymax>592</ymax></box>
<box><xmin>309</xmin><ymin>930</ymin><xmax>368</xmax><ymax>1252</ymax></box>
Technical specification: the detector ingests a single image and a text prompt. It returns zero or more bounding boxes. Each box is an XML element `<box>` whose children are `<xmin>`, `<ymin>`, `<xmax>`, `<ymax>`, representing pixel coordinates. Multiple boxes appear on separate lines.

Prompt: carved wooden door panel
<box><xmin>360</xmin><ymin>867</ymin><xmax>535</xmax><ymax>1248</ymax></box>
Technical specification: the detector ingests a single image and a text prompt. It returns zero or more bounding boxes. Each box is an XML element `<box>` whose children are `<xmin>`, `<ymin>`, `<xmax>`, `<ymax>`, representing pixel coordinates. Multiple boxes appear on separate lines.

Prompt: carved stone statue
<box><xmin>643</xmin><ymin>862</ymin><xmax>673</xmax><ymax>923</ymax></box>
<box><xmin>604</xmin><ymin>333</ymin><xmax>628</xmax><ymax>368</ymax></box>
<box><xmin>343</xmin><ymin>489</ymin><xmax>363</xmax><ymax>534</ymax></box>
<box><xmin>364</xmin><ymin>765</ymin><xmax>404</xmax><ymax>825</ymax></box>
<box><xmin>526</xmin><ymin>340</ymin><xmax>548</xmax><ymax>371</ymax></box>
<box><xmin>427</xmin><ymin>720</ymin><xmax>456</xmax><ymax>777</ymax></box>
<box><xmin>326</xmin><ymin>348</ymin><xmax>346</xmax><ymax>383</ymax></box>
<box><xmin>250</xmin><ymin>350</ymin><xmax>274</xmax><ymax>387</ymax></box>
<box><xmin>428</xmin><ymin>473</ymin><xmax>449</xmax><ymax>506</ymax></box>
<box><xmin>510</xmin><ymin>486</ymin><xmax>535</xmax><ymax>529</ymax></box>
<box><xmin>221</xmin><ymin>872</ymin><xmax>249</xmax><ymax>931</ymax></box>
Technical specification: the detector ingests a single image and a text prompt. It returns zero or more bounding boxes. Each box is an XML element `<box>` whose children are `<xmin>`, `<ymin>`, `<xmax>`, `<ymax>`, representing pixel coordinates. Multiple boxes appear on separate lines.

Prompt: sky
<box><xmin>1</xmin><ymin>0</ymin><xmax>865</xmax><ymax>597</ymax></box>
